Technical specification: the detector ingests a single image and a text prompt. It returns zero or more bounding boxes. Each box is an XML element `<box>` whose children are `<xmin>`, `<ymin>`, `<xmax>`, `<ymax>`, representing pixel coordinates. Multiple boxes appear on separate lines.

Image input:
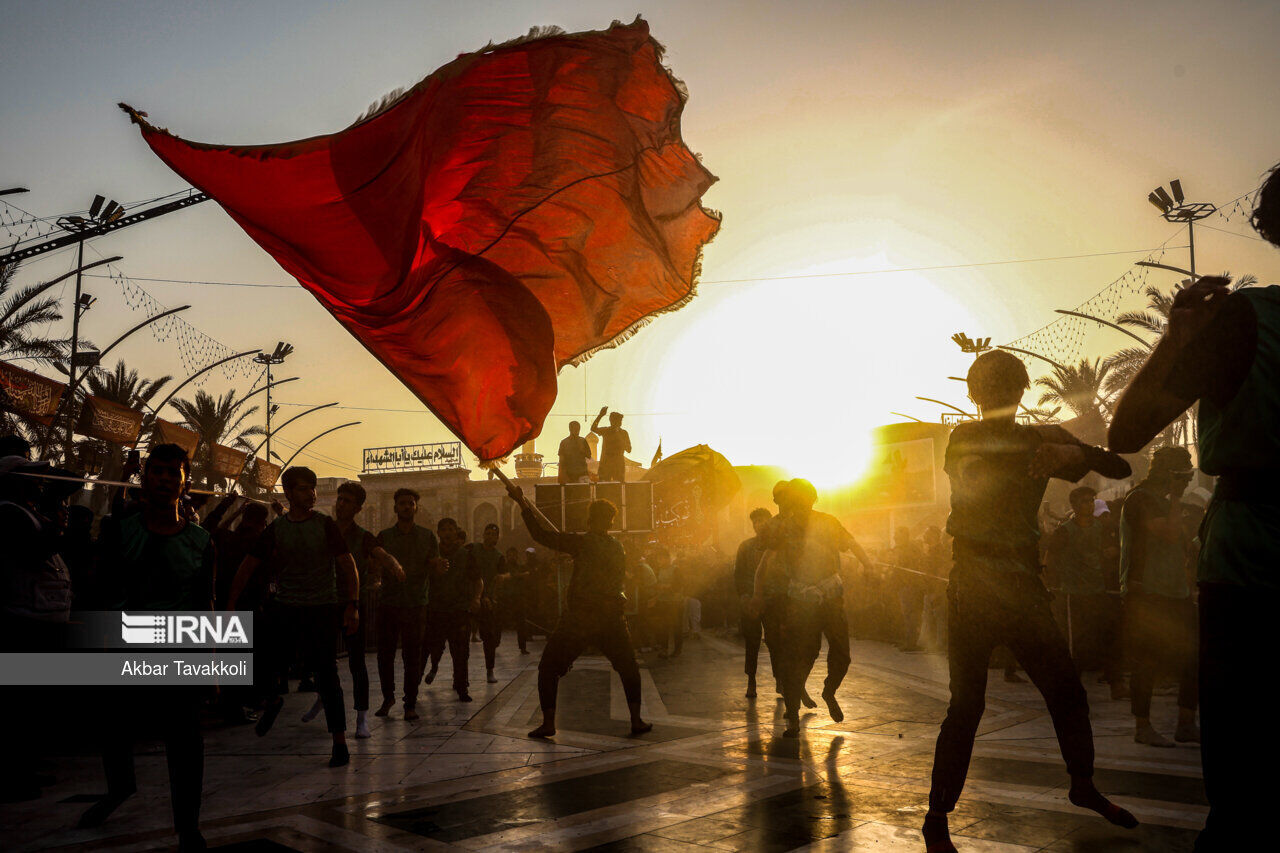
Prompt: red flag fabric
<box><xmin>122</xmin><ymin>19</ymin><xmax>718</xmax><ymax>462</ymax></box>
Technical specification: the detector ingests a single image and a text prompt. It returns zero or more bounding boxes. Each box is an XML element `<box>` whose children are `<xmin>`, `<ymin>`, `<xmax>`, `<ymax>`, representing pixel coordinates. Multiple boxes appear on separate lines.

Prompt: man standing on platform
<box><xmin>423</xmin><ymin>517</ymin><xmax>481</xmax><ymax>701</ymax></box>
<box><xmin>1118</xmin><ymin>447</ymin><xmax>1199</xmax><ymax>747</ymax></box>
<box><xmin>470</xmin><ymin>522</ymin><xmax>508</xmax><ymax>684</ymax></box>
<box><xmin>558</xmin><ymin>421</ymin><xmax>592</xmax><ymax>484</ymax></box>
<box><xmin>504</xmin><ymin>481</ymin><xmax>651</xmax><ymax>738</ymax></box>
<box><xmin>591</xmin><ymin>406</ymin><xmax>631</xmax><ymax>482</ymax></box>
<box><xmin>375</xmin><ymin>488</ymin><xmax>437</xmax><ymax>720</ymax></box>
<box><xmin>735</xmin><ymin>507</ymin><xmax>773</xmax><ymax>699</ymax></box>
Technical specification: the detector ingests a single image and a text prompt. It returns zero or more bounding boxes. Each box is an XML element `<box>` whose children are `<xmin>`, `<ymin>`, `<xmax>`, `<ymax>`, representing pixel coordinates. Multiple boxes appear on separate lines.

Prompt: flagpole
<box><xmin>490</xmin><ymin>465</ymin><xmax>560</xmax><ymax>533</ymax></box>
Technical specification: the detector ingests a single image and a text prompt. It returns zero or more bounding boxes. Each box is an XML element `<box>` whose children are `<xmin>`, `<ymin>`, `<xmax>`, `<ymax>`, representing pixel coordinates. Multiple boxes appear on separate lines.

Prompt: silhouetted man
<box><xmin>505</xmin><ymin>482</ymin><xmax>650</xmax><ymax>738</ymax></box>
<box><xmin>757</xmin><ymin>478</ymin><xmax>873</xmax><ymax>736</ymax></box>
<box><xmin>375</xmin><ymin>487</ymin><xmax>436</xmax><ymax>719</ymax></box>
<box><xmin>80</xmin><ymin>444</ymin><xmax>211</xmax><ymax>851</ymax></box>
<box><xmin>229</xmin><ymin>466</ymin><xmax>358</xmax><ymax>767</ymax></box>
<box><xmin>590</xmin><ymin>406</ymin><xmax>631</xmax><ymax>482</ymax></box>
<box><xmin>1046</xmin><ymin>486</ymin><xmax>1124</xmax><ymax>698</ymax></box>
<box><xmin>1109</xmin><ymin>173</ymin><xmax>1280</xmax><ymax>847</ymax></box>
<box><xmin>302</xmin><ymin>482</ymin><xmax>402</xmax><ymax>735</ymax></box>
<box><xmin>558</xmin><ymin>421</ymin><xmax>592</xmax><ymax>484</ymax></box>
<box><xmin>923</xmin><ymin>350</ymin><xmax>1137</xmax><ymax>853</ymax></box>
<box><xmin>470</xmin><ymin>522</ymin><xmax>507</xmax><ymax>683</ymax></box>
<box><xmin>1119</xmin><ymin>446</ymin><xmax>1198</xmax><ymax>747</ymax></box>
<box><xmin>424</xmin><ymin>517</ymin><xmax>480</xmax><ymax>701</ymax></box>
<box><xmin>735</xmin><ymin>507</ymin><xmax>772</xmax><ymax>698</ymax></box>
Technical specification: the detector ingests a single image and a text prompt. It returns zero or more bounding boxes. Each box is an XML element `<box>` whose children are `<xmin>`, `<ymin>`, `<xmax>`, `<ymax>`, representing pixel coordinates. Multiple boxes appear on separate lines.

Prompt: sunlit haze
<box><xmin>3</xmin><ymin>0</ymin><xmax>1279</xmax><ymax>483</ymax></box>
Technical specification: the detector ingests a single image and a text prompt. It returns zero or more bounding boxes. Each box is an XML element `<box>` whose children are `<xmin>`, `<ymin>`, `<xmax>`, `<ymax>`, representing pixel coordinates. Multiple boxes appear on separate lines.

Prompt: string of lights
<box><xmin>86</xmin><ymin>246</ymin><xmax>259</xmax><ymax>386</ymax></box>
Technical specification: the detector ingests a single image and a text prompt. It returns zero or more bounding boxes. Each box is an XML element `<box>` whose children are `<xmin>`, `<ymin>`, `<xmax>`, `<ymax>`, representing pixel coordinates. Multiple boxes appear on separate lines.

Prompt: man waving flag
<box><xmin>122</xmin><ymin>18</ymin><xmax>719</xmax><ymax>462</ymax></box>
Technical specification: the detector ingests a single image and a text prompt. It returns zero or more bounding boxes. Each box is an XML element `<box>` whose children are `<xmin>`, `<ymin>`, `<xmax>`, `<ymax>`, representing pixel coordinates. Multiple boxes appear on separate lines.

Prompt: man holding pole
<box><xmin>503</xmin><ymin>477</ymin><xmax>651</xmax><ymax>739</ymax></box>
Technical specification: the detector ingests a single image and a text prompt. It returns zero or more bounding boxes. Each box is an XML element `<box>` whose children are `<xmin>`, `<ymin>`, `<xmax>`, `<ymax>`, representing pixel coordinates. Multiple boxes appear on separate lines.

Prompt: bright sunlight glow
<box><xmin>648</xmin><ymin>254</ymin><xmax>980</xmax><ymax>490</ymax></box>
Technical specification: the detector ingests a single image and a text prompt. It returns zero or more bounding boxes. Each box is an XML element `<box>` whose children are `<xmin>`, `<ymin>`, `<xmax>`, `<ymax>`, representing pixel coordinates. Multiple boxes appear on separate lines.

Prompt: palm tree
<box><xmin>1034</xmin><ymin>358</ymin><xmax>1112</xmax><ymax>419</ymax></box>
<box><xmin>171</xmin><ymin>389</ymin><xmax>263</xmax><ymax>488</ymax></box>
<box><xmin>0</xmin><ymin>259</ymin><xmax>70</xmax><ymax>367</ymax></box>
<box><xmin>1102</xmin><ymin>274</ymin><xmax>1257</xmax><ymax>446</ymax></box>
<box><xmin>0</xmin><ymin>259</ymin><xmax>73</xmax><ymax>445</ymax></box>
<box><xmin>1104</xmin><ymin>274</ymin><xmax>1258</xmax><ymax>398</ymax></box>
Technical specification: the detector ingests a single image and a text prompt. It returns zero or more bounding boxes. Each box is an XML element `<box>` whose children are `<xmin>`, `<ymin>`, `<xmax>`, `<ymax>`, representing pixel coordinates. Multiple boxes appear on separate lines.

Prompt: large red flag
<box><xmin>122</xmin><ymin>19</ymin><xmax>718</xmax><ymax>462</ymax></box>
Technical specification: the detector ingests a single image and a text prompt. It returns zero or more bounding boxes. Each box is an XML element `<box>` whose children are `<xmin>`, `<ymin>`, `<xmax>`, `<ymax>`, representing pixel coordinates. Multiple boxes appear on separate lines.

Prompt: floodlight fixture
<box><xmin>254</xmin><ymin>341</ymin><xmax>294</xmax><ymax>366</ymax></box>
<box><xmin>951</xmin><ymin>332</ymin><xmax>992</xmax><ymax>355</ymax></box>
<box><xmin>1149</xmin><ymin>179</ymin><xmax>1215</xmax><ymax>224</ymax></box>
<box><xmin>1146</xmin><ymin>179</ymin><xmax>1217</xmax><ymax>280</ymax></box>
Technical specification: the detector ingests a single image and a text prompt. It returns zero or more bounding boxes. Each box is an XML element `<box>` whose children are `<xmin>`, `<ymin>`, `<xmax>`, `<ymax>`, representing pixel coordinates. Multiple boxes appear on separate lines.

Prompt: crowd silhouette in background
<box><xmin>1</xmin><ymin>162</ymin><xmax>1277</xmax><ymax>852</ymax></box>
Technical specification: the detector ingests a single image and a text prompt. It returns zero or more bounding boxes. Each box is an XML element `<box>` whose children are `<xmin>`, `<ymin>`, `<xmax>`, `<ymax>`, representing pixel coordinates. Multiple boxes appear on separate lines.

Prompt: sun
<box><xmin>647</xmin><ymin>254</ymin><xmax>979</xmax><ymax>490</ymax></box>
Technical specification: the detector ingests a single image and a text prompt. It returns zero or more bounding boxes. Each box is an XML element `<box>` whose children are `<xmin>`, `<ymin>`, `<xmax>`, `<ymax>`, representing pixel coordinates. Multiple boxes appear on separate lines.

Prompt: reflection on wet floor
<box><xmin>2</xmin><ymin>634</ymin><xmax>1205</xmax><ymax>851</ymax></box>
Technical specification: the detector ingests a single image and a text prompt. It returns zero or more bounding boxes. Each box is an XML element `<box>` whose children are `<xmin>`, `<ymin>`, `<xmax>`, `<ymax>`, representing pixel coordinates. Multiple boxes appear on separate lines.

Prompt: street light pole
<box><xmin>1148</xmin><ymin>179</ymin><xmax>1215</xmax><ymax>282</ymax></box>
<box><xmin>253</xmin><ymin>342</ymin><xmax>294</xmax><ymax>465</ymax></box>
<box><xmin>65</xmin><ymin>239</ymin><xmax>85</xmax><ymax>458</ymax></box>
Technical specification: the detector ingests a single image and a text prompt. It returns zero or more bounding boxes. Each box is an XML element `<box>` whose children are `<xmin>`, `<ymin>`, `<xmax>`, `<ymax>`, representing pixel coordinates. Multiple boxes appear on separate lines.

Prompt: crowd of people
<box><xmin>1</xmin><ymin>162</ymin><xmax>1277</xmax><ymax>853</ymax></box>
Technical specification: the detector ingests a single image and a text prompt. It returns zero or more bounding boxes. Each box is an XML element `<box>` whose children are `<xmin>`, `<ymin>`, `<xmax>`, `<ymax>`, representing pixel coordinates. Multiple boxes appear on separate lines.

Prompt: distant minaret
<box><xmin>514</xmin><ymin>438</ymin><xmax>543</xmax><ymax>479</ymax></box>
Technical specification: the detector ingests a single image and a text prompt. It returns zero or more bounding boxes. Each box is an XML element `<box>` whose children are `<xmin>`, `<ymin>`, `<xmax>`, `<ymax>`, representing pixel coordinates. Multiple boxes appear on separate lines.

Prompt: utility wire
<box><xmin>81</xmin><ymin>245</ymin><xmax>1188</xmax><ymax>292</ymax></box>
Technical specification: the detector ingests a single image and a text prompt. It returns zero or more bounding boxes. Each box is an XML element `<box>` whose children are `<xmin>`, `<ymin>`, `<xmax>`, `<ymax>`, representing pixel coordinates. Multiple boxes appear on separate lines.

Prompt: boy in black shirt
<box><xmin>229</xmin><ymin>466</ymin><xmax>358</xmax><ymax>767</ymax></box>
<box><xmin>923</xmin><ymin>351</ymin><xmax>1137</xmax><ymax>852</ymax></box>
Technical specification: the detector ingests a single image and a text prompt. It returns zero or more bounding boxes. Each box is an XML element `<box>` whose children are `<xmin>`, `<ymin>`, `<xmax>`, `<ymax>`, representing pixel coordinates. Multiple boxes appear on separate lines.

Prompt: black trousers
<box><xmin>929</xmin><ymin>569</ymin><xmax>1093</xmax><ymax>813</ymax></box>
<box><xmin>539</xmin><ymin>604</ymin><xmax>641</xmax><ymax>710</ymax></box>
<box><xmin>740</xmin><ymin>596</ymin><xmax>764</xmax><ymax>677</ymax></box>
<box><xmin>1125</xmin><ymin>593</ymin><xmax>1198</xmax><ymax>718</ymax></box>
<box><xmin>377</xmin><ymin>604</ymin><xmax>426</xmax><ymax>705</ymax></box>
<box><xmin>97</xmin><ymin>687</ymin><xmax>203</xmax><ymax>837</ymax></box>
<box><xmin>478</xmin><ymin>599</ymin><xmax>502</xmax><ymax>670</ymax></box>
<box><xmin>1196</xmin><ymin>583</ymin><xmax>1278</xmax><ymax>851</ymax></box>
<box><xmin>1064</xmin><ymin>592</ymin><xmax>1123</xmax><ymax>684</ymax></box>
<box><xmin>424</xmin><ymin>609</ymin><xmax>472</xmax><ymax>690</ymax></box>
<box><xmin>761</xmin><ymin>596</ymin><xmax>786</xmax><ymax>691</ymax></box>
<box><xmin>779</xmin><ymin>594</ymin><xmax>850</xmax><ymax>716</ymax></box>
<box><xmin>345</xmin><ymin>599</ymin><xmax>372</xmax><ymax>712</ymax></box>
<box><xmin>265</xmin><ymin>602</ymin><xmax>346</xmax><ymax>733</ymax></box>
<box><xmin>664</xmin><ymin>598</ymin><xmax>684</xmax><ymax>654</ymax></box>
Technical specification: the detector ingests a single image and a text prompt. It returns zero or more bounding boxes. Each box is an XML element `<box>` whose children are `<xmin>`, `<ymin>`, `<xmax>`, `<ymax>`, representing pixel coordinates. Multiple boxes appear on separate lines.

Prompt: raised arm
<box><xmin>590</xmin><ymin>406</ymin><xmax>607</xmax><ymax>435</ymax></box>
<box><xmin>1030</xmin><ymin>430</ymin><xmax>1132</xmax><ymax>482</ymax></box>
<box><xmin>1110</xmin><ymin>276</ymin><xmax>1234</xmax><ymax>453</ymax></box>
<box><xmin>504</xmin><ymin>480</ymin><xmax>574</xmax><ymax>553</ymax></box>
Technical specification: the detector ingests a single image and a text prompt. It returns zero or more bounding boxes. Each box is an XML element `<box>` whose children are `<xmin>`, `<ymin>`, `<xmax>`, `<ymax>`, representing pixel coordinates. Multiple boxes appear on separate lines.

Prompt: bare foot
<box><xmin>528</xmin><ymin>723</ymin><xmax>556</xmax><ymax>738</ymax></box>
<box><xmin>821</xmin><ymin>690</ymin><xmax>844</xmax><ymax>723</ymax></box>
<box><xmin>801</xmin><ymin>690</ymin><xmax>817</xmax><ymax>709</ymax></box>
<box><xmin>631</xmin><ymin>720</ymin><xmax>653</xmax><ymax>735</ymax></box>
<box><xmin>374</xmin><ymin>698</ymin><xmax>393</xmax><ymax>717</ymax></box>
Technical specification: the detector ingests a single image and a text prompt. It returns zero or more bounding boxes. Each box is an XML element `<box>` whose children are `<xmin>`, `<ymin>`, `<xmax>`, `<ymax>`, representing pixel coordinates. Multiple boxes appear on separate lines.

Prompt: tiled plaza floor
<box><xmin>1</xmin><ymin>633</ymin><xmax>1205</xmax><ymax>851</ymax></box>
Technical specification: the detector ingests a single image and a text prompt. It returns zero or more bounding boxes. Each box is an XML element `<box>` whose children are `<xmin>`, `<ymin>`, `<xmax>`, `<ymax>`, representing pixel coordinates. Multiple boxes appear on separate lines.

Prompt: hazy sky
<box><xmin>4</xmin><ymin>1</ymin><xmax>1279</xmax><ymax>481</ymax></box>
